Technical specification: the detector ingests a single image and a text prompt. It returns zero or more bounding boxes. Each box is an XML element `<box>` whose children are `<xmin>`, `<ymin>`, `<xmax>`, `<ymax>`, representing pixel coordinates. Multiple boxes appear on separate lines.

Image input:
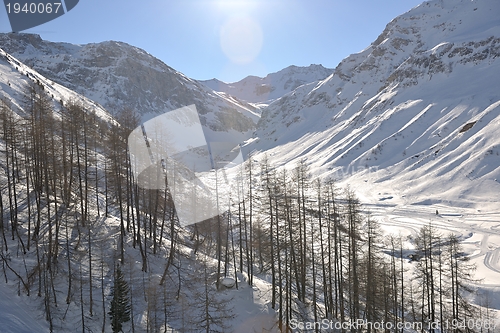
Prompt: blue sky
<box><xmin>1</xmin><ymin>0</ymin><xmax>423</xmax><ymax>83</ymax></box>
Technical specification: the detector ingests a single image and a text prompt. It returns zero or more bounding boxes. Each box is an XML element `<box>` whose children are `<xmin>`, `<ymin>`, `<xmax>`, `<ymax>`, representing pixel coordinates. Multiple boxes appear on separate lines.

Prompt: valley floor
<box><xmin>1</xmin><ymin>200</ymin><xmax>500</xmax><ymax>332</ymax></box>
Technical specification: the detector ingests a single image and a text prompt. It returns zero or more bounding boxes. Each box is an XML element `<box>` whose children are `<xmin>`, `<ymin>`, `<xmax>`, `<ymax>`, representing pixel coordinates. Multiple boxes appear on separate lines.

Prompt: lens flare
<box><xmin>220</xmin><ymin>16</ymin><xmax>263</xmax><ymax>64</ymax></box>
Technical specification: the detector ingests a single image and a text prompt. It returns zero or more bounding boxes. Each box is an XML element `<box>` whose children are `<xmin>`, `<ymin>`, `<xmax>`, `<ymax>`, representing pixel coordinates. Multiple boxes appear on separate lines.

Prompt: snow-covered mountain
<box><xmin>0</xmin><ymin>33</ymin><xmax>259</xmax><ymax>144</ymax></box>
<box><xmin>248</xmin><ymin>0</ymin><xmax>500</xmax><ymax>209</ymax></box>
<box><xmin>1</xmin><ymin>0</ymin><xmax>500</xmax><ymax>331</ymax></box>
<box><xmin>200</xmin><ymin>64</ymin><xmax>334</xmax><ymax>106</ymax></box>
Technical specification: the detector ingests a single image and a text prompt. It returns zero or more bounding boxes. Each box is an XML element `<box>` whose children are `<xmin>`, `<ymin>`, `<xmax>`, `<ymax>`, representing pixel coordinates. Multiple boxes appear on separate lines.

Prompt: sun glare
<box><xmin>214</xmin><ymin>0</ymin><xmax>259</xmax><ymax>14</ymax></box>
<box><xmin>220</xmin><ymin>16</ymin><xmax>263</xmax><ymax>64</ymax></box>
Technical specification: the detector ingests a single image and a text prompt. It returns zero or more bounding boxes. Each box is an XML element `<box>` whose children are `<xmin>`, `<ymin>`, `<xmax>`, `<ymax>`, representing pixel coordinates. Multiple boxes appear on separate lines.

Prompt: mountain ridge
<box><xmin>199</xmin><ymin>64</ymin><xmax>334</xmax><ymax>106</ymax></box>
<box><xmin>0</xmin><ymin>32</ymin><xmax>259</xmax><ymax>145</ymax></box>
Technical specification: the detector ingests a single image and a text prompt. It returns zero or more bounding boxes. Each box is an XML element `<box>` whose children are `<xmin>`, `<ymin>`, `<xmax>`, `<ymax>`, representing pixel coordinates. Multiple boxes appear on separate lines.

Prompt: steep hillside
<box><xmin>0</xmin><ymin>47</ymin><xmax>114</xmax><ymax>123</ymax></box>
<box><xmin>200</xmin><ymin>64</ymin><xmax>334</xmax><ymax>106</ymax></box>
<box><xmin>248</xmin><ymin>0</ymin><xmax>500</xmax><ymax>209</ymax></box>
<box><xmin>0</xmin><ymin>33</ymin><xmax>259</xmax><ymax>144</ymax></box>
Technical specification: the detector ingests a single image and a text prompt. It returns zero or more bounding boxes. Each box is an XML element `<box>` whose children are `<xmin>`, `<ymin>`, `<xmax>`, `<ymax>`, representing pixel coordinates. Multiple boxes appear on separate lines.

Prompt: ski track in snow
<box><xmin>367</xmin><ymin>201</ymin><xmax>500</xmax><ymax>288</ymax></box>
<box><xmin>485</xmin><ymin>248</ymin><xmax>500</xmax><ymax>274</ymax></box>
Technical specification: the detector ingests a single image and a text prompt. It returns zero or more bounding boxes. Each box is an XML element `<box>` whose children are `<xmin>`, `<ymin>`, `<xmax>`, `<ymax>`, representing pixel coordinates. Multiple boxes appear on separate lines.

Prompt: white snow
<box><xmin>0</xmin><ymin>283</ymin><xmax>50</xmax><ymax>333</ymax></box>
<box><xmin>0</xmin><ymin>47</ymin><xmax>116</xmax><ymax>124</ymax></box>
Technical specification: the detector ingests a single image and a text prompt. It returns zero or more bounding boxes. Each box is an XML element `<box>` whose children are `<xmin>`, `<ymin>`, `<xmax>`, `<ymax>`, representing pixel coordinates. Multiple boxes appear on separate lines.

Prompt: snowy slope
<box><xmin>200</xmin><ymin>64</ymin><xmax>334</xmax><ymax>106</ymax></box>
<box><xmin>0</xmin><ymin>33</ymin><xmax>260</xmax><ymax>144</ymax></box>
<box><xmin>247</xmin><ymin>0</ymin><xmax>500</xmax><ymax>209</ymax></box>
<box><xmin>0</xmin><ymin>283</ymin><xmax>50</xmax><ymax>333</ymax></box>
<box><xmin>0</xmin><ymin>47</ymin><xmax>115</xmax><ymax>123</ymax></box>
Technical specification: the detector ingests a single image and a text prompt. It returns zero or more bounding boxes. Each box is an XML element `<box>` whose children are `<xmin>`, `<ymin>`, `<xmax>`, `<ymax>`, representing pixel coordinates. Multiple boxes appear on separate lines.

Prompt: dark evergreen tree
<box><xmin>109</xmin><ymin>266</ymin><xmax>131</xmax><ymax>333</ymax></box>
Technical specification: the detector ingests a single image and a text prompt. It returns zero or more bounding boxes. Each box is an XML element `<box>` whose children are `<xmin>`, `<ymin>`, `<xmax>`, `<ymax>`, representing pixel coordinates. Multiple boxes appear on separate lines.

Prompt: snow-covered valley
<box><xmin>0</xmin><ymin>0</ymin><xmax>499</xmax><ymax>331</ymax></box>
